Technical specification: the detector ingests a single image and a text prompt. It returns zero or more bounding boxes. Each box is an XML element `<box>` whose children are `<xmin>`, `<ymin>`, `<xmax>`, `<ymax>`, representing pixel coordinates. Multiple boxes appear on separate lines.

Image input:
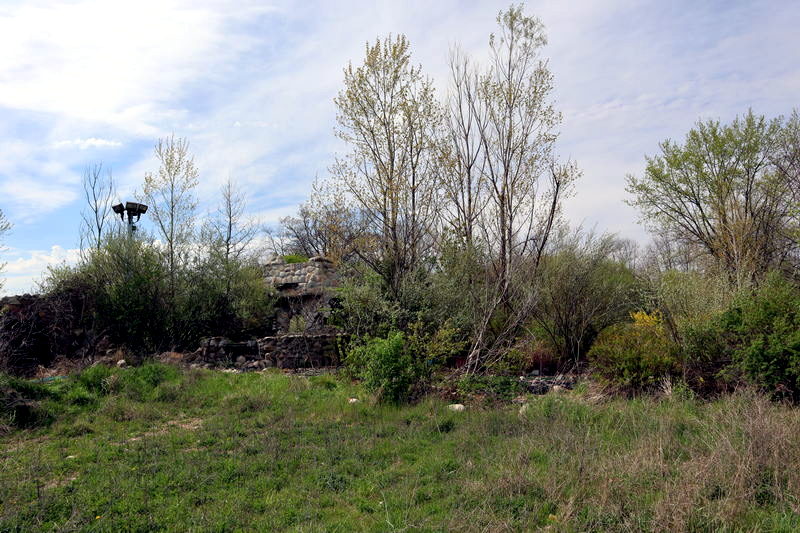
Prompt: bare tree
<box><xmin>141</xmin><ymin>135</ymin><xmax>199</xmax><ymax>304</ymax></box>
<box><xmin>332</xmin><ymin>34</ymin><xmax>442</xmax><ymax>296</ymax></box>
<box><xmin>279</xmin><ymin>178</ymin><xmax>367</xmax><ymax>263</ymax></box>
<box><xmin>0</xmin><ymin>208</ymin><xmax>11</xmax><ymax>292</ymax></box>
<box><xmin>438</xmin><ymin>48</ymin><xmax>489</xmax><ymax>249</ymax></box>
<box><xmin>475</xmin><ymin>6</ymin><xmax>577</xmax><ymax>300</ymax></box>
<box><xmin>80</xmin><ymin>163</ymin><xmax>116</xmax><ymax>253</ymax></box>
<box><xmin>202</xmin><ymin>177</ymin><xmax>257</xmax><ymax>297</ymax></box>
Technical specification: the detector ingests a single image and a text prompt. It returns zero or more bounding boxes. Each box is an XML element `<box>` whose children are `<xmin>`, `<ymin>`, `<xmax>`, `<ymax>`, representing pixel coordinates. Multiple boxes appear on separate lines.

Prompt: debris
<box><xmin>348</xmin><ymin>398</ymin><xmax>360</xmax><ymax>404</ymax></box>
<box><xmin>448</xmin><ymin>403</ymin><xmax>465</xmax><ymax>412</ymax></box>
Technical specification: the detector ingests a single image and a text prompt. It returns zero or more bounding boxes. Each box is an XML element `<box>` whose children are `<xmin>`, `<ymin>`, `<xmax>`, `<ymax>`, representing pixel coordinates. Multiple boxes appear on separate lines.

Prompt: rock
<box><xmin>348</xmin><ymin>398</ymin><xmax>360</xmax><ymax>404</ymax></box>
<box><xmin>518</xmin><ymin>403</ymin><xmax>530</xmax><ymax>415</ymax></box>
<box><xmin>235</xmin><ymin>355</ymin><xmax>247</xmax><ymax>364</ymax></box>
<box><xmin>116</xmin><ymin>359</ymin><xmax>127</xmax><ymax>368</ymax></box>
<box><xmin>447</xmin><ymin>403</ymin><xmax>466</xmax><ymax>412</ymax></box>
<box><xmin>551</xmin><ymin>385</ymin><xmax>565</xmax><ymax>393</ymax></box>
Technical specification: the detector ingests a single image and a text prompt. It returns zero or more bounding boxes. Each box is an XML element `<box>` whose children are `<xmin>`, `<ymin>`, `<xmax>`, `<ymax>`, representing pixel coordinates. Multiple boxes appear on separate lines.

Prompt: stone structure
<box><xmin>194</xmin><ymin>334</ymin><xmax>343</xmax><ymax>370</ymax></box>
<box><xmin>263</xmin><ymin>256</ymin><xmax>339</xmax><ymax>333</ymax></box>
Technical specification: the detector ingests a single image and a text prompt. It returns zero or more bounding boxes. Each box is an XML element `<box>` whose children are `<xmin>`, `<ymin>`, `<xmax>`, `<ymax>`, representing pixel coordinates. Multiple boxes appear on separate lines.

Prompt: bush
<box><xmin>589</xmin><ymin>311</ymin><xmax>679</xmax><ymax>391</ymax></box>
<box><xmin>718</xmin><ymin>274</ymin><xmax>800</xmax><ymax>396</ymax></box>
<box><xmin>346</xmin><ymin>332</ymin><xmax>418</xmax><ymax>403</ymax></box>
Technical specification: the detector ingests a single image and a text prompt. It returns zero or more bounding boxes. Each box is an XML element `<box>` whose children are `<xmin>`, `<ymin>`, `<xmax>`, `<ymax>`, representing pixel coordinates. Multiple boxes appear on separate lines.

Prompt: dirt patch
<box><xmin>124</xmin><ymin>417</ymin><xmax>203</xmax><ymax>443</ymax></box>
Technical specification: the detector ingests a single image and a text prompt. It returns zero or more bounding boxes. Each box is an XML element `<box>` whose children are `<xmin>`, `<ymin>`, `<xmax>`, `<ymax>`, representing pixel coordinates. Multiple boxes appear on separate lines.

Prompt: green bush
<box><xmin>719</xmin><ymin>274</ymin><xmax>800</xmax><ymax>396</ymax></box>
<box><xmin>346</xmin><ymin>332</ymin><xmax>418</xmax><ymax>403</ymax></box>
<box><xmin>588</xmin><ymin>311</ymin><xmax>679</xmax><ymax>391</ymax></box>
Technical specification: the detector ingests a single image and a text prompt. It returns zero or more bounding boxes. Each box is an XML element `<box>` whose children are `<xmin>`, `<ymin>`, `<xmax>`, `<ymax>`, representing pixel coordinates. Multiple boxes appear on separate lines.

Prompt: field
<box><xmin>2</xmin><ymin>364</ymin><xmax>800</xmax><ymax>532</ymax></box>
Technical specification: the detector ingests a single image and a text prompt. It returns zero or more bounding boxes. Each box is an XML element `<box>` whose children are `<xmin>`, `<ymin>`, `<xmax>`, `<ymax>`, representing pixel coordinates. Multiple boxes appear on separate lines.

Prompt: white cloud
<box><xmin>1</xmin><ymin>245</ymin><xmax>81</xmax><ymax>295</ymax></box>
<box><xmin>1</xmin><ymin>0</ymin><xmax>798</xmax><ymax>290</ymax></box>
<box><xmin>53</xmin><ymin>138</ymin><xmax>122</xmax><ymax>150</ymax></box>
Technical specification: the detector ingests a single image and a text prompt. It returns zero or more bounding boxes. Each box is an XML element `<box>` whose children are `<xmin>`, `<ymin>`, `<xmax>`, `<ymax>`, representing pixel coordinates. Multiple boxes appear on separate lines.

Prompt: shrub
<box><xmin>589</xmin><ymin>311</ymin><xmax>679</xmax><ymax>391</ymax></box>
<box><xmin>720</xmin><ymin>274</ymin><xmax>800</xmax><ymax>396</ymax></box>
<box><xmin>346</xmin><ymin>332</ymin><xmax>418</xmax><ymax>403</ymax></box>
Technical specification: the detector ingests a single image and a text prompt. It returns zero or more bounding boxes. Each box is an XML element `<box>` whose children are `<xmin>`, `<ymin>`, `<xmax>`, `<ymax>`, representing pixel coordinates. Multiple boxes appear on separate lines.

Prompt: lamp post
<box><xmin>112</xmin><ymin>201</ymin><xmax>148</xmax><ymax>234</ymax></box>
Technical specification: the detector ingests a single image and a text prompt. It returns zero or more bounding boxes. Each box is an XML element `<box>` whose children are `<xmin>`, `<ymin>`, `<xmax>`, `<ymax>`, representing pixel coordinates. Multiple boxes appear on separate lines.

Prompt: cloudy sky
<box><xmin>0</xmin><ymin>0</ymin><xmax>797</xmax><ymax>294</ymax></box>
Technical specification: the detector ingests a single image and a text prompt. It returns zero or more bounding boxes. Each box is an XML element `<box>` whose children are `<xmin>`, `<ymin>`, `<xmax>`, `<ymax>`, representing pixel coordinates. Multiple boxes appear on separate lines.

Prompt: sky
<box><xmin>0</xmin><ymin>0</ymin><xmax>798</xmax><ymax>294</ymax></box>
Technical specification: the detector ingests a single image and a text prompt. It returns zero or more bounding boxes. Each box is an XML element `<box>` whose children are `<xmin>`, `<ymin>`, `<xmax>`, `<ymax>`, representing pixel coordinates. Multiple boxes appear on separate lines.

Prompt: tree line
<box><xmin>2</xmin><ymin>5</ymin><xmax>799</xmax><ymax>400</ymax></box>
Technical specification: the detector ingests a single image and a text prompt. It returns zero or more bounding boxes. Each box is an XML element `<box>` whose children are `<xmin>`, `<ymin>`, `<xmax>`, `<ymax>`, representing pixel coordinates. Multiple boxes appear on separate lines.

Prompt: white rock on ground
<box><xmin>348</xmin><ymin>398</ymin><xmax>360</xmax><ymax>404</ymax></box>
<box><xmin>116</xmin><ymin>359</ymin><xmax>126</xmax><ymax>368</ymax></box>
<box><xmin>448</xmin><ymin>403</ymin><xmax>465</xmax><ymax>412</ymax></box>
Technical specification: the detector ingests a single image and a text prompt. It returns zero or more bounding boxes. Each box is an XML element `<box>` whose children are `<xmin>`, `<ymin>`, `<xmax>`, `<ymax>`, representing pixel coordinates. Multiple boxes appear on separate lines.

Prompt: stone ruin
<box><xmin>263</xmin><ymin>256</ymin><xmax>339</xmax><ymax>333</ymax></box>
<box><xmin>192</xmin><ymin>256</ymin><xmax>344</xmax><ymax>370</ymax></box>
<box><xmin>191</xmin><ymin>334</ymin><xmax>343</xmax><ymax>371</ymax></box>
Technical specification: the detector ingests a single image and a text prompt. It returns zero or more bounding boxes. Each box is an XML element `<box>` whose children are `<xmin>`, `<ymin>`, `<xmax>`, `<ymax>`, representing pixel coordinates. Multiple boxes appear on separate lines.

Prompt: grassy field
<box><xmin>2</xmin><ymin>364</ymin><xmax>800</xmax><ymax>532</ymax></box>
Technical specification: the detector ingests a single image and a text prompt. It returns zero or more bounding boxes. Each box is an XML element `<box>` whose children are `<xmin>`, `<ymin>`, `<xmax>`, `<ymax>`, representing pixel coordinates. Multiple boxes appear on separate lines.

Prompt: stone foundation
<box><xmin>196</xmin><ymin>334</ymin><xmax>344</xmax><ymax>370</ymax></box>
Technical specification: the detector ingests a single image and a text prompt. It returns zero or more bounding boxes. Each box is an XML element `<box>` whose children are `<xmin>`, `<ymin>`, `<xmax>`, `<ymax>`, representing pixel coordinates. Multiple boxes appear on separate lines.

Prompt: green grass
<box><xmin>2</xmin><ymin>365</ymin><xmax>800</xmax><ymax>531</ymax></box>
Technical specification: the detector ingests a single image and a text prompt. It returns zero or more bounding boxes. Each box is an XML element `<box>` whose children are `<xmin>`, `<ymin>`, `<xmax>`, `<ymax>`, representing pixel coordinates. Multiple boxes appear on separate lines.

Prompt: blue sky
<box><xmin>0</xmin><ymin>0</ymin><xmax>798</xmax><ymax>294</ymax></box>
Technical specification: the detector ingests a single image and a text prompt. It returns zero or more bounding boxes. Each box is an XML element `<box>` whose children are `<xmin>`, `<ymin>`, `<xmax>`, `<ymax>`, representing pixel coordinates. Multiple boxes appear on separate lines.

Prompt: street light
<box><xmin>112</xmin><ymin>201</ymin><xmax>148</xmax><ymax>233</ymax></box>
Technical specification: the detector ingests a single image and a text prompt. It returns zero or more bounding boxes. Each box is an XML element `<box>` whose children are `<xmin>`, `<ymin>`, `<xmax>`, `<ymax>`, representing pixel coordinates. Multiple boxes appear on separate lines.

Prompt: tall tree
<box><xmin>141</xmin><ymin>135</ymin><xmax>199</xmax><ymax>306</ymax></box>
<box><xmin>627</xmin><ymin>111</ymin><xmax>796</xmax><ymax>283</ymax></box>
<box><xmin>0</xmin><ymin>208</ymin><xmax>10</xmax><ymax>292</ymax></box>
<box><xmin>80</xmin><ymin>163</ymin><xmax>116</xmax><ymax>253</ymax></box>
<box><xmin>204</xmin><ymin>177</ymin><xmax>257</xmax><ymax>298</ymax></box>
<box><xmin>332</xmin><ymin>34</ymin><xmax>441</xmax><ymax>296</ymax></box>
<box><xmin>475</xmin><ymin>5</ymin><xmax>577</xmax><ymax>300</ymax></box>
<box><xmin>439</xmin><ymin>48</ymin><xmax>488</xmax><ymax>249</ymax></box>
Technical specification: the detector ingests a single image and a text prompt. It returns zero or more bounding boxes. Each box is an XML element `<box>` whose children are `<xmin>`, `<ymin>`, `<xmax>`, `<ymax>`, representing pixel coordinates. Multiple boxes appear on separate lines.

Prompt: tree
<box><xmin>475</xmin><ymin>5</ymin><xmax>577</xmax><ymax>301</ymax></box>
<box><xmin>79</xmin><ymin>163</ymin><xmax>116</xmax><ymax>253</ymax></box>
<box><xmin>141</xmin><ymin>135</ymin><xmax>199</xmax><ymax>311</ymax></box>
<box><xmin>279</xmin><ymin>178</ymin><xmax>367</xmax><ymax>263</ymax></box>
<box><xmin>0</xmin><ymin>209</ymin><xmax>11</xmax><ymax>292</ymax></box>
<box><xmin>627</xmin><ymin>111</ymin><xmax>796</xmax><ymax>284</ymax></box>
<box><xmin>332</xmin><ymin>34</ymin><xmax>441</xmax><ymax>296</ymax></box>
<box><xmin>203</xmin><ymin>177</ymin><xmax>257</xmax><ymax>298</ymax></box>
<box><xmin>532</xmin><ymin>228</ymin><xmax>638</xmax><ymax>365</ymax></box>
<box><xmin>438</xmin><ymin>48</ymin><xmax>488</xmax><ymax>250</ymax></box>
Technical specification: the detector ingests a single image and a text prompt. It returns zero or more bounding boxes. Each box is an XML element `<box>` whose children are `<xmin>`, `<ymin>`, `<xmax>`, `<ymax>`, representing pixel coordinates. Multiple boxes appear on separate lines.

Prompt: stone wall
<box><xmin>195</xmin><ymin>334</ymin><xmax>344</xmax><ymax>370</ymax></box>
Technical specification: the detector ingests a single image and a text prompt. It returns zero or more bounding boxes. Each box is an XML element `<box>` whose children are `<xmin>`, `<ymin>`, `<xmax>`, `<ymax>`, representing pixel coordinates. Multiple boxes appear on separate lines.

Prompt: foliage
<box><xmin>627</xmin><ymin>111</ymin><xmax>797</xmax><ymax>281</ymax></box>
<box><xmin>532</xmin><ymin>228</ymin><xmax>640</xmax><ymax>365</ymax></box>
<box><xmin>346</xmin><ymin>323</ymin><xmax>464</xmax><ymax>403</ymax></box>
<box><xmin>346</xmin><ymin>332</ymin><xmax>418</xmax><ymax>403</ymax></box>
<box><xmin>589</xmin><ymin>311</ymin><xmax>679</xmax><ymax>391</ymax></box>
<box><xmin>40</xmin><ymin>231</ymin><xmax>274</xmax><ymax>354</ymax></box>
<box><xmin>724</xmin><ymin>274</ymin><xmax>800</xmax><ymax>395</ymax></box>
<box><xmin>282</xmin><ymin>253</ymin><xmax>308</xmax><ymax>264</ymax></box>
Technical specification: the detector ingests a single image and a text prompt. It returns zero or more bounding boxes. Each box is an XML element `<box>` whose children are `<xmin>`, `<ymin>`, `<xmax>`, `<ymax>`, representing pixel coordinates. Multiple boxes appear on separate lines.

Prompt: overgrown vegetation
<box><xmin>4</xmin><ymin>365</ymin><xmax>800</xmax><ymax>531</ymax></box>
<box><xmin>2</xmin><ymin>6</ymin><xmax>800</xmax><ymax>404</ymax></box>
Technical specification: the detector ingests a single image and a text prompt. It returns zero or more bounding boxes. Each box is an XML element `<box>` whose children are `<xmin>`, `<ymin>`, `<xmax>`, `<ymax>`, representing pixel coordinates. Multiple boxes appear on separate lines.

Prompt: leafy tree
<box><xmin>140</xmin><ymin>135</ymin><xmax>199</xmax><ymax>332</ymax></box>
<box><xmin>332</xmin><ymin>34</ymin><xmax>441</xmax><ymax>296</ymax></box>
<box><xmin>627</xmin><ymin>111</ymin><xmax>796</xmax><ymax>284</ymax></box>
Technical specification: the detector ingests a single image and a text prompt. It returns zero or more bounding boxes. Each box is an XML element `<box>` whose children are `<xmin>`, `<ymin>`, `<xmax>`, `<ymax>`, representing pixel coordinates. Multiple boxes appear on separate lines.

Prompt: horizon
<box><xmin>1</xmin><ymin>0</ymin><xmax>798</xmax><ymax>294</ymax></box>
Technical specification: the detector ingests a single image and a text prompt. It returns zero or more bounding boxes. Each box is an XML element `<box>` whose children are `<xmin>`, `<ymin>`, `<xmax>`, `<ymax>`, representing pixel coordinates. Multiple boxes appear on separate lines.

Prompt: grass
<box><xmin>2</xmin><ymin>365</ymin><xmax>800</xmax><ymax>531</ymax></box>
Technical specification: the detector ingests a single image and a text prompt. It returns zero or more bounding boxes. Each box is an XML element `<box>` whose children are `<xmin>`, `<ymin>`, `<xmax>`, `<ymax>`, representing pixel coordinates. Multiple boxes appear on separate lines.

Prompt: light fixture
<box><xmin>113</xmin><ymin>201</ymin><xmax>149</xmax><ymax>233</ymax></box>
